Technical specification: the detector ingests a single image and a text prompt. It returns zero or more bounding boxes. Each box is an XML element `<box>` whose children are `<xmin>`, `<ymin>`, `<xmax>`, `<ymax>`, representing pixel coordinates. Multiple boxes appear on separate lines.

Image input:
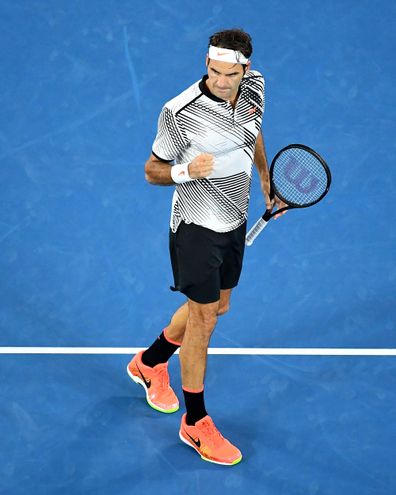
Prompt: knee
<box><xmin>217</xmin><ymin>304</ymin><xmax>230</xmax><ymax>316</ymax></box>
<box><xmin>189</xmin><ymin>311</ymin><xmax>218</xmax><ymax>337</ymax></box>
<box><xmin>201</xmin><ymin>313</ymin><xmax>218</xmax><ymax>333</ymax></box>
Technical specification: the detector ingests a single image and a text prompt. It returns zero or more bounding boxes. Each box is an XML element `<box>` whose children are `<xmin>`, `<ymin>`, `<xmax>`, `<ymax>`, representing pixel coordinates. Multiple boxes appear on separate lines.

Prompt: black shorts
<box><xmin>169</xmin><ymin>221</ymin><xmax>247</xmax><ymax>304</ymax></box>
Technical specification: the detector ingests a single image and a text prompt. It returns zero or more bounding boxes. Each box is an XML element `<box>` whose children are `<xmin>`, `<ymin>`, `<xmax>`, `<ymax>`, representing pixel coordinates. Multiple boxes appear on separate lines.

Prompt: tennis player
<box><xmin>128</xmin><ymin>28</ymin><xmax>284</xmax><ymax>465</ymax></box>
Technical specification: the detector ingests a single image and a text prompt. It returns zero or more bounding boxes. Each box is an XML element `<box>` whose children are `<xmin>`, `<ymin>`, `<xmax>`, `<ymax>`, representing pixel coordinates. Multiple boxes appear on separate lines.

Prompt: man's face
<box><xmin>205</xmin><ymin>56</ymin><xmax>250</xmax><ymax>101</ymax></box>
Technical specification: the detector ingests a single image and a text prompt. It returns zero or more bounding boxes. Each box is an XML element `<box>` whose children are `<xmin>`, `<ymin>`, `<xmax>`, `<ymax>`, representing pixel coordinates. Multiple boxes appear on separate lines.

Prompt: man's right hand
<box><xmin>188</xmin><ymin>153</ymin><xmax>214</xmax><ymax>179</ymax></box>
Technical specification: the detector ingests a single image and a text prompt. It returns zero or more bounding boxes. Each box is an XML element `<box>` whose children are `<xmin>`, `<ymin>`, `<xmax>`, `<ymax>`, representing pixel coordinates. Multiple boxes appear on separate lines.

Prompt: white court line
<box><xmin>0</xmin><ymin>347</ymin><xmax>395</xmax><ymax>356</ymax></box>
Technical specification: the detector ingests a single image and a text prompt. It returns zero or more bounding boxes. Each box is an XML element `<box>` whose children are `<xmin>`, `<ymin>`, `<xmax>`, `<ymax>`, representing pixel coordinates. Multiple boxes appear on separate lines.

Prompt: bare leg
<box><xmin>164</xmin><ymin>302</ymin><xmax>188</xmax><ymax>344</ymax></box>
<box><xmin>179</xmin><ymin>299</ymin><xmax>219</xmax><ymax>390</ymax></box>
<box><xmin>165</xmin><ymin>289</ymin><xmax>232</xmax><ymax>346</ymax></box>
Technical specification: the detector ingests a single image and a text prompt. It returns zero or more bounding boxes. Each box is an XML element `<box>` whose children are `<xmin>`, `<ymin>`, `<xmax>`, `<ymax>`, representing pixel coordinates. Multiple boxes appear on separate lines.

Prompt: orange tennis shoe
<box><xmin>127</xmin><ymin>351</ymin><xmax>179</xmax><ymax>413</ymax></box>
<box><xmin>179</xmin><ymin>413</ymin><xmax>242</xmax><ymax>465</ymax></box>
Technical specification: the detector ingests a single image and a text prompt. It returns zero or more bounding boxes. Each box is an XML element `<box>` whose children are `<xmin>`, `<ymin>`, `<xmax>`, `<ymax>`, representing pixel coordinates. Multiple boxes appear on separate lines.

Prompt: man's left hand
<box><xmin>272</xmin><ymin>195</ymin><xmax>287</xmax><ymax>219</ymax></box>
<box><xmin>260</xmin><ymin>178</ymin><xmax>287</xmax><ymax>219</ymax></box>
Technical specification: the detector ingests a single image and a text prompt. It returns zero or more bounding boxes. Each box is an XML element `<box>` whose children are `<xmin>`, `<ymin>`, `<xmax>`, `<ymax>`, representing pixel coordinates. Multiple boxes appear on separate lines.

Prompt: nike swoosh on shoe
<box><xmin>136</xmin><ymin>363</ymin><xmax>151</xmax><ymax>388</ymax></box>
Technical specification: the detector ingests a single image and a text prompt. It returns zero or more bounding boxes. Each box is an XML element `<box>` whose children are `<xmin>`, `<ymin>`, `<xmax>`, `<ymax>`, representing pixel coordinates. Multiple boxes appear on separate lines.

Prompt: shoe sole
<box><xmin>126</xmin><ymin>365</ymin><xmax>179</xmax><ymax>414</ymax></box>
<box><xmin>179</xmin><ymin>430</ymin><xmax>242</xmax><ymax>466</ymax></box>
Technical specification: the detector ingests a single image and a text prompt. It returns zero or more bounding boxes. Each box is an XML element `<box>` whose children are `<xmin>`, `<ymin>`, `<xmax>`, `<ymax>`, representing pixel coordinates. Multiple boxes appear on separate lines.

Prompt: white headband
<box><xmin>208</xmin><ymin>45</ymin><xmax>249</xmax><ymax>65</ymax></box>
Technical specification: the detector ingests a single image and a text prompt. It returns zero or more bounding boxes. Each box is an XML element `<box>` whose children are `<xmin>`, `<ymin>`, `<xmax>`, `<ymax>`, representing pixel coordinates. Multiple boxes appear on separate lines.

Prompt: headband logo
<box><xmin>208</xmin><ymin>45</ymin><xmax>249</xmax><ymax>65</ymax></box>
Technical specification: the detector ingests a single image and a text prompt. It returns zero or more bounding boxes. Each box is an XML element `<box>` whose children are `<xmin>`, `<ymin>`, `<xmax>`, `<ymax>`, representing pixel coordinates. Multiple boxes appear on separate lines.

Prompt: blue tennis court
<box><xmin>1</xmin><ymin>1</ymin><xmax>395</xmax><ymax>494</ymax></box>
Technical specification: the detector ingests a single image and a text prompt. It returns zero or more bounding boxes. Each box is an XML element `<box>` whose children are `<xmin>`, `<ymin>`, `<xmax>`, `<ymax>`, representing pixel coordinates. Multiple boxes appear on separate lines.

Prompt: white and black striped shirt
<box><xmin>152</xmin><ymin>70</ymin><xmax>265</xmax><ymax>233</ymax></box>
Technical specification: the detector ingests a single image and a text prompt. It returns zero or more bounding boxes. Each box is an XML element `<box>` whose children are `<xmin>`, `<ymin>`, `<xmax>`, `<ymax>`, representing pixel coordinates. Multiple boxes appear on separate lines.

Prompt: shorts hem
<box><xmin>170</xmin><ymin>286</ymin><xmax>220</xmax><ymax>305</ymax></box>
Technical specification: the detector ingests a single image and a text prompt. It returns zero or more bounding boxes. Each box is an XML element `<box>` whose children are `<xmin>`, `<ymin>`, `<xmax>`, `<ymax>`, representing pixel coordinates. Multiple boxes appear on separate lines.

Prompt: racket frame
<box><xmin>270</xmin><ymin>143</ymin><xmax>332</xmax><ymax>211</ymax></box>
<box><xmin>245</xmin><ymin>144</ymin><xmax>331</xmax><ymax>246</ymax></box>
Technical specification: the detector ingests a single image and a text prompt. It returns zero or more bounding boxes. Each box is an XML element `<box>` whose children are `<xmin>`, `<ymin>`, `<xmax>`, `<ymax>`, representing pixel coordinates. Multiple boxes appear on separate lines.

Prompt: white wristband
<box><xmin>171</xmin><ymin>163</ymin><xmax>193</xmax><ymax>184</ymax></box>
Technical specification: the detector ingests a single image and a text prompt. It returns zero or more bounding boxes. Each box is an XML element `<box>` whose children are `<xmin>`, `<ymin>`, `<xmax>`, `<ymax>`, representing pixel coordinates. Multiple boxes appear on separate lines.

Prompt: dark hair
<box><xmin>209</xmin><ymin>28</ymin><xmax>253</xmax><ymax>60</ymax></box>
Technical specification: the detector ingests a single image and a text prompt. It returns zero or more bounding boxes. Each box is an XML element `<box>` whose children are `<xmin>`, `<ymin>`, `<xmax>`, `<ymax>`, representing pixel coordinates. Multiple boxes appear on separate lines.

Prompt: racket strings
<box><xmin>272</xmin><ymin>148</ymin><xmax>329</xmax><ymax>206</ymax></box>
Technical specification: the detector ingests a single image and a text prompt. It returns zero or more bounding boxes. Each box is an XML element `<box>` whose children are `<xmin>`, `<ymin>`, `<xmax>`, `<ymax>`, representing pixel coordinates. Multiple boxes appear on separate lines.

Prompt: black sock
<box><xmin>141</xmin><ymin>330</ymin><xmax>181</xmax><ymax>368</ymax></box>
<box><xmin>183</xmin><ymin>388</ymin><xmax>207</xmax><ymax>425</ymax></box>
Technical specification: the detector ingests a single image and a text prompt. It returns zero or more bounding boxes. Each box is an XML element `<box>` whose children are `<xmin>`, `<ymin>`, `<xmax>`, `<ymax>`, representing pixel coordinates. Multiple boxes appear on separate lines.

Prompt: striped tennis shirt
<box><xmin>152</xmin><ymin>70</ymin><xmax>265</xmax><ymax>233</ymax></box>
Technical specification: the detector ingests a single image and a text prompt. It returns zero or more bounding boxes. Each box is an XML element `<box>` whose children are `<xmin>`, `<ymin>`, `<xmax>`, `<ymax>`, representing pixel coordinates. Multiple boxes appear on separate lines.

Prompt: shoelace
<box><xmin>200</xmin><ymin>418</ymin><xmax>224</xmax><ymax>448</ymax></box>
<box><xmin>155</xmin><ymin>365</ymin><xmax>170</xmax><ymax>389</ymax></box>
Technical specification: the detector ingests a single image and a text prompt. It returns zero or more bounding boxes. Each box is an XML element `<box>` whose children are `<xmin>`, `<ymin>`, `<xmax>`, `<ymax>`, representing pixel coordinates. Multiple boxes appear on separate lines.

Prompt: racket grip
<box><xmin>245</xmin><ymin>217</ymin><xmax>268</xmax><ymax>246</ymax></box>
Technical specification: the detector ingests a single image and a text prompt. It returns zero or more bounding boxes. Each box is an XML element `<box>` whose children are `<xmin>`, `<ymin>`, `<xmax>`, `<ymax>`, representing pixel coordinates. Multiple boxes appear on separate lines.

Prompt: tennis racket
<box><xmin>246</xmin><ymin>144</ymin><xmax>331</xmax><ymax>246</ymax></box>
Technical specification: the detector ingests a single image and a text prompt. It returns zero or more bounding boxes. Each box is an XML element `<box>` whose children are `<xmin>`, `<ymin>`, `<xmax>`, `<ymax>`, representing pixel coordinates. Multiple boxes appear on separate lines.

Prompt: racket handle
<box><xmin>245</xmin><ymin>217</ymin><xmax>269</xmax><ymax>246</ymax></box>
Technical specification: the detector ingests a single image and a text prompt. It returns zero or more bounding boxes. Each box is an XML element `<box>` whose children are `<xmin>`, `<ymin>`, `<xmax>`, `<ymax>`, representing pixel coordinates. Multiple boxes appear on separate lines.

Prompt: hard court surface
<box><xmin>1</xmin><ymin>1</ymin><xmax>395</xmax><ymax>494</ymax></box>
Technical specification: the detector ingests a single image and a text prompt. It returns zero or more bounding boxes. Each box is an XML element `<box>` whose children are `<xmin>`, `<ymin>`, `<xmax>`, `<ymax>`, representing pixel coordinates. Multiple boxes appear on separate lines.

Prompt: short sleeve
<box><xmin>152</xmin><ymin>106</ymin><xmax>188</xmax><ymax>162</ymax></box>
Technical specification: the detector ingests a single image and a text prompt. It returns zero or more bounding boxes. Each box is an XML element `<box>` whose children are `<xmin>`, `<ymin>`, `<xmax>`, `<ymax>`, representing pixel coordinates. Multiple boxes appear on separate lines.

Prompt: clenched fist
<box><xmin>188</xmin><ymin>153</ymin><xmax>214</xmax><ymax>179</ymax></box>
